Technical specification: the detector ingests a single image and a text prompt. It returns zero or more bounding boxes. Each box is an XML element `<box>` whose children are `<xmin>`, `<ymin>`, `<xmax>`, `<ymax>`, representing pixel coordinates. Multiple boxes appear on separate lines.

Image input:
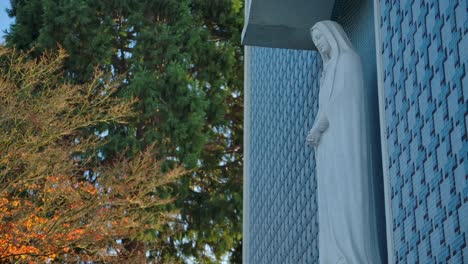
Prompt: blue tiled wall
<box><xmin>249</xmin><ymin>48</ymin><xmax>321</xmax><ymax>264</ymax></box>
<box><xmin>379</xmin><ymin>0</ymin><xmax>467</xmax><ymax>263</ymax></box>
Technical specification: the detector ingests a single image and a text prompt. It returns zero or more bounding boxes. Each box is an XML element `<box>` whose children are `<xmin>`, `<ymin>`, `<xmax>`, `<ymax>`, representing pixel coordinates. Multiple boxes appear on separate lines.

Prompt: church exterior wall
<box><xmin>246</xmin><ymin>0</ymin><xmax>467</xmax><ymax>263</ymax></box>
<box><xmin>249</xmin><ymin>47</ymin><xmax>321</xmax><ymax>263</ymax></box>
<box><xmin>378</xmin><ymin>0</ymin><xmax>467</xmax><ymax>263</ymax></box>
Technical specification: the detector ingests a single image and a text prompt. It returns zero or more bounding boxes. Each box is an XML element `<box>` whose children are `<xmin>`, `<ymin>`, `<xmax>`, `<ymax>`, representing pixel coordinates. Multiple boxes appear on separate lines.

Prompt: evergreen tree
<box><xmin>6</xmin><ymin>0</ymin><xmax>244</xmax><ymax>262</ymax></box>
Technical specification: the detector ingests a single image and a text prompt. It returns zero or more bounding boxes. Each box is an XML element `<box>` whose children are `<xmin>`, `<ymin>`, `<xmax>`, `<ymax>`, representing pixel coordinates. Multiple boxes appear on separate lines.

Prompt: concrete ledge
<box><xmin>242</xmin><ymin>0</ymin><xmax>335</xmax><ymax>50</ymax></box>
<box><xmin>242</xmin><ymin>24</ymin><xmax>315</xmax><ymax>50</ymax></box>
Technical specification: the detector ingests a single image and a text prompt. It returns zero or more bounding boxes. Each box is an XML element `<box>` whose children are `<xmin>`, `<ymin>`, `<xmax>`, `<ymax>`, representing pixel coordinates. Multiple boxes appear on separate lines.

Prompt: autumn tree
<box><xmin>6</xmin><ymin>0</ymin><xmax>244</xmax><ymax>262</ymax></box>
<box><xmin>0</xmin><ymin>46</ymin><xmax>183</xmax><ymax>263</ymax></box>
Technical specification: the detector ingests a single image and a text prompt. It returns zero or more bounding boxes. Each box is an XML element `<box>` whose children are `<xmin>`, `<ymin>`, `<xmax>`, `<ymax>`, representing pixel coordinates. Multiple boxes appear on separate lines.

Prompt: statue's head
<box><xmin>311</xmin><ymin>28</ymin><xmax>332</xmax><ymax>57</ymax></box>
<box><xmin>310</xmin><ymin>21</ymin><xmax>355</xmax><ymax>63</ymax></box>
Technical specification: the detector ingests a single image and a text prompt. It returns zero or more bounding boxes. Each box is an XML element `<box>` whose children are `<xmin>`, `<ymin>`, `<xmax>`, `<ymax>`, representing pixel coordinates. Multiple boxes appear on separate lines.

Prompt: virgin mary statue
<box><xmin>307</xmin><ymin>21</ymin><xmax>382</xmax><ymax>264</ymax></box>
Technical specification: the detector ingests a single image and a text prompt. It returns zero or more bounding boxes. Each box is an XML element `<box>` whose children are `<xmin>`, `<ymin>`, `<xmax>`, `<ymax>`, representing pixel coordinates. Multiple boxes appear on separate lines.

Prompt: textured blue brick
<box><xmin>379</xmin><ymin>0</ymin><xmax>467</xmax><ymax>262</ymax></box>
<box><xmin>249</xmin><ymin>47</ymin><xmax>320</xmax><ymax>264</ymax></box>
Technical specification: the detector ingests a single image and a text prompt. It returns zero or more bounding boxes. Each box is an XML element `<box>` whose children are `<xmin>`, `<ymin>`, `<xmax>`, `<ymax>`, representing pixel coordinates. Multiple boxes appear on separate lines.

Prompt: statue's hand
<box><xmin>306</xmin><ymin>129</ymin><xmax>321</xmax><ymax>147</ymax></box>
<box><xmin>306</xmin><ymin>112</ymin><xmax>329</xmax><ymax>147</ymax></box>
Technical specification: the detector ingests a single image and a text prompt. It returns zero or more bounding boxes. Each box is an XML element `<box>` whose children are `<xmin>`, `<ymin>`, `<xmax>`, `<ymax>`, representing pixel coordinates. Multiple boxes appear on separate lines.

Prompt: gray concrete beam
<box><xmin>242</xmin><ymin>0</ymin><xmax>335</xmax><ymax>50</ymax></box>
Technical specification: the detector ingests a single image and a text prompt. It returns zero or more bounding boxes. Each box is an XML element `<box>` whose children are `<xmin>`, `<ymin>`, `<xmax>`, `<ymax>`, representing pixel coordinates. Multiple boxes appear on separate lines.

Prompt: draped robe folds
<box><xmin>307</xmin><ymin>21</ymin><xmax>382</xmax><ymax>264</ymax></box>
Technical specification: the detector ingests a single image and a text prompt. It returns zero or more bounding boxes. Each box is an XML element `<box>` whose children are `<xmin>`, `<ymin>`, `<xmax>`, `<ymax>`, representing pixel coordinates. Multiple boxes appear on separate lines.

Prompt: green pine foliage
<box><xmin>6</xmin><ymin>0</ymin><xmax>244</xmax><ymax>262</ymax></box>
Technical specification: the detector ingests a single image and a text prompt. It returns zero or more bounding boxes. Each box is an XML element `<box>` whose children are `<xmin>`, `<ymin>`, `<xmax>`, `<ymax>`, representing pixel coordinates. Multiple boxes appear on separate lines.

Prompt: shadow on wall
<box><xmin>331</xmin><ymin>0</ymin><xmax>388</xmax><ymax>262</ymax></box>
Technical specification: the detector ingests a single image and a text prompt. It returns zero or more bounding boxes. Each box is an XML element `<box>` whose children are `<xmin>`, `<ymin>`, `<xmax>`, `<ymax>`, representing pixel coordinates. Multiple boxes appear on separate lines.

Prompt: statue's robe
<box><xmin>308</xmin><ymin>21</ymin><xmax>382</xmax><ymax>264</ymax></box>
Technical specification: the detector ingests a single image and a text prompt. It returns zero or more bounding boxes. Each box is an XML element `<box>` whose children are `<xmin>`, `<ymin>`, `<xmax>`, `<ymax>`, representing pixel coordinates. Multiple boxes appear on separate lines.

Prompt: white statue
<box><xmin>307</xmin><ymin>20</ymin><xmax>382</xmax><ymax>264</ymax></box>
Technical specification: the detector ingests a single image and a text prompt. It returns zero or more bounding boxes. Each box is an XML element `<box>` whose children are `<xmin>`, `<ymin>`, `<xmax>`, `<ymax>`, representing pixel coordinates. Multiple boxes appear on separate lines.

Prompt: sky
<box><xmin>0</xmin><ymin>1</ymin><xmax>13</xmax><ymax>43</ymax></box>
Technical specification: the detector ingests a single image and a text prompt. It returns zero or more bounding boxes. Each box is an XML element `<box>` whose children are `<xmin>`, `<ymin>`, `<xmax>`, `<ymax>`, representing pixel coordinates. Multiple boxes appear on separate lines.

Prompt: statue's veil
<box><xmin>311</xmin><ymin>20</ymin><xmax>358</xmax><ymax>100</ymax></box>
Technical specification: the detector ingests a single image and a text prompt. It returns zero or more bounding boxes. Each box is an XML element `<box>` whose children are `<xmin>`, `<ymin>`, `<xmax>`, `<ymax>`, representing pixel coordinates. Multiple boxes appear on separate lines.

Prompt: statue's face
<box><xmin>311</xmin><ymin>29</ymin><xmax>331</xmax><ymax>56</ymax></box>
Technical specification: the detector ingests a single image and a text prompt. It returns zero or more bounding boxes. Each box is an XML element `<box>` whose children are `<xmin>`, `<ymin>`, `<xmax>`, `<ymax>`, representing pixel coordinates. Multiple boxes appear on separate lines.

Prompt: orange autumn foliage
<box><xmin>0</xmin><ymin>47</ymin><xmax>183</xmax><ymax>263</ymax></box>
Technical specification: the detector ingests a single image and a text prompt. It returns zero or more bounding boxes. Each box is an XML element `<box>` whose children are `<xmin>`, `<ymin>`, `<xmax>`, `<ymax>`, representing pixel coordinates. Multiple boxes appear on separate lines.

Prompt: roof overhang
<box><xmin>242</xmin><ymin>0</ymin><xmax>336</xmax><ymax>50</ymax></box>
